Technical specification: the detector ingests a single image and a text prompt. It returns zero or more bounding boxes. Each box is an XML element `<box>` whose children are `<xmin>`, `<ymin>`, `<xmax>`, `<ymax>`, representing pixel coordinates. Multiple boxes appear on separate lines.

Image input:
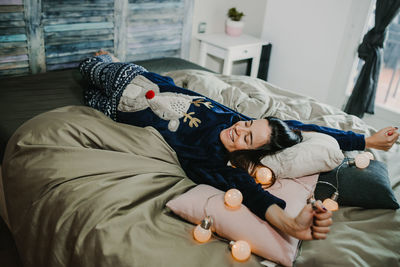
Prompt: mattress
<box><xmin>1</xmin><ymin>60</ymin><xmax>399</xmax><ymax>267</ymax></box>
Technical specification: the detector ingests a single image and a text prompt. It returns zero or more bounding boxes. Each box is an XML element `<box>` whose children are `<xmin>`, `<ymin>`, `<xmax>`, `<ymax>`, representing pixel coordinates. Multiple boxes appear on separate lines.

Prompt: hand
<box><xmin>365</xmin><ymin>127</ymin><xmax>399</xmax><ymax>151</ymax></box>
<box><xmin>291</xmin><ymin>200</ymin><xmax>332</xmax><ymax>240</ymax></box>
<box><xmin>265</xmin><ymin>201</ymin><xmax>332</xmax><ymax>241</ymax></box>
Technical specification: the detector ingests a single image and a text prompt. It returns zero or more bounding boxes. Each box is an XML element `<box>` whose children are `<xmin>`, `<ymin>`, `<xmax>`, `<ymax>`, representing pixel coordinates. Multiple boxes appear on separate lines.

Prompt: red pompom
<box><xmin>145</xmin><ymin>90</ymin><xmax>155</xmax><ymax>99</ymax></box>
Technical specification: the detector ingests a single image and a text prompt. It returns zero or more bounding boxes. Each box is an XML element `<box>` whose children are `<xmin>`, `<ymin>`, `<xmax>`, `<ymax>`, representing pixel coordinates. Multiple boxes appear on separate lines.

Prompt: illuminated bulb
<box><xmin>363</xmin><ymin>151</ymin><xmax>374</xmax><ymax>160</ymax></box>
<box><xmin>229</xmin><ymin>240</ymin><xmax>251</xmax><ymax>262</ymax></box>
<box><xmin>355</xmin><ymin>153</ymin><xmax>370</xmax><ymax>168</ymax></box>
<box><xmin>348</xmin><ymin>154</ymin><xmax>370</xmax><ymax>169</ymax></box>
<box><xmin>322</xmin><ymin>192</ymin><xmax>339</xmax><ymax>211</ymax></box>
<box><xmin>224</xmin><ymin>189</ymin><xmax>243</xmax><ymax>209</ymax></box>
<box><xmin>193</xmin><ymin>216</ymin><xmax>213</xmax><ymax>243</ymax></box>
<box><xmin>255</xmin><ymin>167</ymin><xmax>273</xmax><ymax>185</ymax></box>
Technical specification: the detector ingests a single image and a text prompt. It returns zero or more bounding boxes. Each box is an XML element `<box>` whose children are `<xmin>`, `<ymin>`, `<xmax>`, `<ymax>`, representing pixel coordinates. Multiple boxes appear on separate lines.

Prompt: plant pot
<box><xmin>225</xmin><ymin>18</ymin><xmax>244</xmax><ymax>37</ymax></box>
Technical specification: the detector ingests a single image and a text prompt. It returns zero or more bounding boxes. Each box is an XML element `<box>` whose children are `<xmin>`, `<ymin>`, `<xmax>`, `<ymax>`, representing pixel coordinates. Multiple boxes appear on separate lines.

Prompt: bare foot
<box><xmin>94</xmin><ymin>50</ymin><xmax>120</xmax><ymax>62</ymax></box>
<box><xmin>94</xmin><ymin>50</ymin><xmax>109</xmax><ymax>56</ymax></box>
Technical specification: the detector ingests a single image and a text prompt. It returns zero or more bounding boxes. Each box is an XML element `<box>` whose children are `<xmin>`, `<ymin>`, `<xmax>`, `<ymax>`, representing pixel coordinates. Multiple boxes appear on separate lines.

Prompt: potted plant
<box><xmin>225</xmin><ymin>7</ymin><xmax>245</xmax><ymax>37</ymax></box>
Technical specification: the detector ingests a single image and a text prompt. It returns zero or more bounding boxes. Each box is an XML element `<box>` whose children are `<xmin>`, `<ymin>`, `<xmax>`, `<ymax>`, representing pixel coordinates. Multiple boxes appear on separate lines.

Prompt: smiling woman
<box><xmin>76</xmin><ymin>50</ymin><xmax>400</xmax><ymax>244</ymax></box>
<box><xmin>227</xmin><ymin>117</ymin><xmax>303</xmax><ymax>175</ymax></box>
<box><xmin>77</xmin><ymin>52</ymin><xmax>337</xmax><ymax>242</ymax></box>
<box><xmin>219</xmin><ymin>119</ymin><xmax>272</xmax><ymax>152</ymax></box>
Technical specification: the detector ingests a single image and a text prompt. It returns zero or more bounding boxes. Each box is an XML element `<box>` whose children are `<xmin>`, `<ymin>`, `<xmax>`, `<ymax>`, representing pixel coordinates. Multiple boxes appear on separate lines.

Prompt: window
<box><xmin>348</xmin><ymin>11</ymin><xmax>400</xmax><ymax>114</ymax></box>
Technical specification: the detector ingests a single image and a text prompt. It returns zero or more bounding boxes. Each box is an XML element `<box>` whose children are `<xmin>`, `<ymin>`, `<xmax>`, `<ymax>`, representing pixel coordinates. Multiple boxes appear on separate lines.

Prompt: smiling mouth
<box><xmin>229</xmin><ymin>128</ymin><xmax>234</xmax><ymax>142</ymax></box>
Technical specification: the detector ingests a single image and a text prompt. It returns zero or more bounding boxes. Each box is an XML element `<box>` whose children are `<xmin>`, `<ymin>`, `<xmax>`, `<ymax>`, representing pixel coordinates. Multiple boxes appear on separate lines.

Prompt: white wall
<box><xmin>190</xmin><ymin>0</ymin><xmax>373</xmax><ymax>109</ymax></box>
<box><xmin>260</xmin><ymin>0</ymin><xmax>373</xmax><ymax>108</ymax></box>
<box><xmin>189</xmin><ymin>0</ymin><xmax>267</xmax><ymax>74</ymax></box>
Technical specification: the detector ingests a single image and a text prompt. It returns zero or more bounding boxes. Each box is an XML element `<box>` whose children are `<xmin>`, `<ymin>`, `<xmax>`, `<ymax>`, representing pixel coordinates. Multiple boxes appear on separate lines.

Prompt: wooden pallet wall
<box><xmin>125</xmin><ymin>0</ymin><xmax>193</xmax><ymax>61</ymax></box>
<box><xmin>42</xmin><ymin>0</ymin><xmax>115</xmax><ymax>71</ymax></box>
<box><xmin>0</xmin><ymin>0</ymin><xmax>193</xmax><ymax>77</ymax></box>
<box><xmin>0</xmin><ymin>0</ymin><xmax>29</xmax><ymax>77</ymax></box>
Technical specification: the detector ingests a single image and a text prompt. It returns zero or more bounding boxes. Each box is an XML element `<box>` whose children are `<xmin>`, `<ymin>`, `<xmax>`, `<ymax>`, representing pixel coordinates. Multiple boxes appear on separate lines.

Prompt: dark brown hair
<box><xmin>228</xmin><ymin>116</ymin><xmax>303</xmax><ymax>183</ymax></box>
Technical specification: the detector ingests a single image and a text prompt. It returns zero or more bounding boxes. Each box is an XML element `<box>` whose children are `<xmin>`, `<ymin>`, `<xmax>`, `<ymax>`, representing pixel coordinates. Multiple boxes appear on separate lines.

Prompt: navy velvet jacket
<box><xmin>80</xmin><ymin>55</ymin><xmax>365</xmax><ymax>220</ymax></box>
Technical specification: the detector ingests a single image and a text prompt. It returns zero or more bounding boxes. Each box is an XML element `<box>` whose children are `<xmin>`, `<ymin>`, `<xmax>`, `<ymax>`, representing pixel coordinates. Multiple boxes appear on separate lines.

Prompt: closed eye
<box><xmin>245</xmin><ymin>135</ymin><xmax>250</xmax><ymax>146</ymax></box>
<box><xmin>248</xmin><ymin>121</ymin><xmax>253</xmax><ymax>146</ymax></box>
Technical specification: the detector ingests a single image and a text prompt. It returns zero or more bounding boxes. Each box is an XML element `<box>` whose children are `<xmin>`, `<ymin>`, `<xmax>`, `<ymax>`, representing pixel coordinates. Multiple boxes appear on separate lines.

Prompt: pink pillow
<box><xmin>166</xmin><ymin>174</ymin><xmax>318</xmax><ymax>267</ymax></box>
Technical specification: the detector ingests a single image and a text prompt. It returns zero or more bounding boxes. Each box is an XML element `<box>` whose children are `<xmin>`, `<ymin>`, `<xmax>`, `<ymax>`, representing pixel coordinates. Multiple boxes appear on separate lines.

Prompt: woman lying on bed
<box><xmin>79</xmin><ymin>52</ymin><xmax>398</xmax><ymax>241</ymax></box>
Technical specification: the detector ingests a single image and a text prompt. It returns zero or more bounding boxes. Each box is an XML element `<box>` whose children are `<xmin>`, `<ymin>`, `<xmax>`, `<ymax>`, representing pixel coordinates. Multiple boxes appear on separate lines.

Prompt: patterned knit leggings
<box><xmin>79</xmin><ymin>54</ymin><xmax>147</xmax><ymax>120</ymax></box>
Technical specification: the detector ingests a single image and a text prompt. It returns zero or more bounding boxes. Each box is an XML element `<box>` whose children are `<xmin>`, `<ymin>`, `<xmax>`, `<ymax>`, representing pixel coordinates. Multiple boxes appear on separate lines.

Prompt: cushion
<box><xmin>166</xmin><ymin>174</ymin><xmax>318</xmax><ymax>267</ymax></box>
<box><xmin>314</xmin><ymin>159</ymin><xmax>399</xmax><ymax>209</ymax></box>
<box><xmin>261</xmin><ymin>132</ymin><xmax>344</xmax><ymax>179</ymax></box>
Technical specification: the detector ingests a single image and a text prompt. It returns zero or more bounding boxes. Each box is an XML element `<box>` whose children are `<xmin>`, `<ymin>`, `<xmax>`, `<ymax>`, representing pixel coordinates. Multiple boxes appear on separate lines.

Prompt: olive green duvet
<box><xmin>2</xmin><ymin>69</ymin><xmax>400</xmax><ymax>267</ymax></box>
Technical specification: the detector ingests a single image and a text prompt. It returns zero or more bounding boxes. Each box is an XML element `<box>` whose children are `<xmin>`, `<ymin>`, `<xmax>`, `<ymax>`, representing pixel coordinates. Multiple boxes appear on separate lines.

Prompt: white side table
<box><xmin>196</xmin><ymin>33</ymin><xmax>268</xmax><ymax>78</ymax></box>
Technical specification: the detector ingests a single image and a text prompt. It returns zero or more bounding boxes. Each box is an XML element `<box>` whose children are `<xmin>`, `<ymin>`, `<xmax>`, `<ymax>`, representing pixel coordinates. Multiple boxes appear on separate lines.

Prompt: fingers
<box><xmin>366</xmin><ymin>127</ymin><xmax>399</xmax><ymax>151</ymax></box>
<box><xmin>313</xmin><ymin>215</ymin><xmax>333</xmax><ymax>226</ymax></box>
<box><xmin>385</xmin><ymin>127</ymin><xmax>398</xmax><ymax>137</ymax></box>
<box><xmin>389</xmin><ymin>131</ymin><xmax>399</xmax><ymax>141</ymax></box>
<box><xmin>310</xmin><ymin>199</ymin><xmax>327</xmax><ymax>213</ymax></box>
<box><xmin>380</xmin><ymin>126</ymin><xmax>394</xmax><ymax>132</ymax></box>
<box><xmin>313</xmin><ymin>211</ymin><xmax>332</xmax><ymax>222</ymax></box>
<box><xmin>311</xmin><ymin>213</ymin><xmax>332</xmax><ymax>240</ymax></box>
<box><xmin>311</xmin><ymin>225</ymin><xmax>330</xmax><ymax>235</ymax></box>
<box><xmin>394</xmin><ymin>132</ymin><xmax>400</xmax><ymax>142</ymax></box>
<box><xmin>306</xmin><ymin>198</ymin><xmax>333</xmax><ymax>240</ymax></box>
<box><xmin>384</xmin><ymin>130</ymin><xmax>398</xmax><ymax>150</ymax></box>
<box><xmin>311</xmin><ymin>229</ymin><xmax>329</xmax><ymax>240</ymax></box>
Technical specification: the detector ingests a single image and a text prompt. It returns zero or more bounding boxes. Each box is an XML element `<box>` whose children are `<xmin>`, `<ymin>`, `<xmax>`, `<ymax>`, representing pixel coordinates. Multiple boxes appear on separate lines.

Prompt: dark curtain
<box><xmin>344</xmin><ymin>0</ymin><xmax>400</xmax><ymax>118</ymax></box>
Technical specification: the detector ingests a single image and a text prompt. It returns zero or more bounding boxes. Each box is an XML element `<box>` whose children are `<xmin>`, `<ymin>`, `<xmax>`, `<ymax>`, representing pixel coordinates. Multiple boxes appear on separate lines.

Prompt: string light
<box><xmin>229</xmin><ymin>240</ymin><xmax>251</xmax><ymax>261</ymax></box>
<box><xmin>255</xmin><ymin>166</ymin><xmax>273</xmax><ymax>185</ymax></box>
<box><xmin>318</xmin><ymin>152</ymin><xmax>373</xmax><ymax>212</ymax></box>
<box><xmin>193</xmin><ymin>216</ymin><xmax>213</xmax><ymax>243</ymax></box>
<box><xmin>354</xmin><ymin>153</ymin><xmax>370</xmax><ymax>168</ymax></box>
<box><xmin>363</xmin><ymin>151</ymin><xmax>374</xmax><ymax>160</ymax></box>
<box><xmin>316</xmin><ymin>159</ymin><xmax>346</xmax><ymax>212</ymax></box>
<box><xmin>322</xmin><ymin>192</ymin><xmax>339</xmax><ymax>211</ymax></box>
<box><xmin>348</xmin><ymin>152</ymin><xmax>372</xmax><ymax>169</ymax></box>
<box><xmin>224</xmin><ymin>188</ymin><xmax>243</xmax><ymax>209</ymax></box>
<box><xmin>192</xmin><ymin>191</ymin><xmax>253</xmax><ymax>261</ymax></box>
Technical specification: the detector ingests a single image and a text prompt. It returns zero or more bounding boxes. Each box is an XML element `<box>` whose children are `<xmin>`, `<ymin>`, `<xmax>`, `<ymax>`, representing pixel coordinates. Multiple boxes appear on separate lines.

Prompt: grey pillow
<box><xmin>314</xmin><ymin>160</ymin><xmax>399</xmax><ymax>209</ymax></box>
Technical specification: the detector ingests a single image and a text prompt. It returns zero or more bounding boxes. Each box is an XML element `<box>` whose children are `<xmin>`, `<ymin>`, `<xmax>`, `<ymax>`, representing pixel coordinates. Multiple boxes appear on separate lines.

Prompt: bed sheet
<box><xmin>2</xmin><ymin>68</ymin><xmax>400</xmax><ymax>267</ymax></box>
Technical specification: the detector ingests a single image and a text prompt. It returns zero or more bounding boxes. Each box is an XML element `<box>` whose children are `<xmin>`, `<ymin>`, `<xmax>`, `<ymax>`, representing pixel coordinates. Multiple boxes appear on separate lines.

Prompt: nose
<box><xmin>235</xmin><ymin>124</ymin><xmax>249</xmax><ymax>135</ymax></box>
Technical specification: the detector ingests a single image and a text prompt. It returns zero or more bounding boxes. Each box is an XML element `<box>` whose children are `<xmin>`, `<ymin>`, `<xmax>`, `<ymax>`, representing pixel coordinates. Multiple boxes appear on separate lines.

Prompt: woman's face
<box><xmin>220</xmin><ymin>119</ymin><xmax>271</xmax><ymax>152</ymax></box>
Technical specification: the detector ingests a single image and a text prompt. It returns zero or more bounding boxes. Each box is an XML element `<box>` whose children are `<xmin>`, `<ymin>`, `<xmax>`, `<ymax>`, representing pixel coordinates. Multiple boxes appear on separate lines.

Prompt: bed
<box><xmin>1</xmin><ymin>57</ymin><xmax>399</xmax><ymax>267</ymax></box>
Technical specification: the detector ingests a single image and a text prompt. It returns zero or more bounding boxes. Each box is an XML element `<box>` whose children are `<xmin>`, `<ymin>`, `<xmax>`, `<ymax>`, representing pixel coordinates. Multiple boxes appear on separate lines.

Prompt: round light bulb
<box><xmin>193</xmin><ymin>224</ymin><xmax>211</xmax><ymax>243</ymax></box>
<box><xmin>322</xmin><ymin>192</ymin><xmax>339</xmax><ymax>211</ymax></box>
<box><xmin>224</xmin><ymin>189</ymin><xmax>243</xmax><ymax>209</ymax></box>
<box><xmin>230</xmin><ymin>240</ymin><xmax>251</xmax><ymax>262</ymax></box>
<box><xmin>323</xmin><ymin>198</ymin><xmax>339</xmax><ymax>211</ymax></box>
<box><xmin>193</xmin><ymin>216</ymin><xmax>212</xmax><ymax>243</ymax></box>
<box><xmin>255</xmin><ymin>167</ymin><xmax>273</xmax><ymax>185</ymax></box>
<box><xmin>355</xmin><ymin>153</ymin><xmax>370</xmax><ymax>169</ymax></box>
<box><xmin>363</xmin><ymin>151</ymin><xmax>374</xmax><ymax>160</ymax></box>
